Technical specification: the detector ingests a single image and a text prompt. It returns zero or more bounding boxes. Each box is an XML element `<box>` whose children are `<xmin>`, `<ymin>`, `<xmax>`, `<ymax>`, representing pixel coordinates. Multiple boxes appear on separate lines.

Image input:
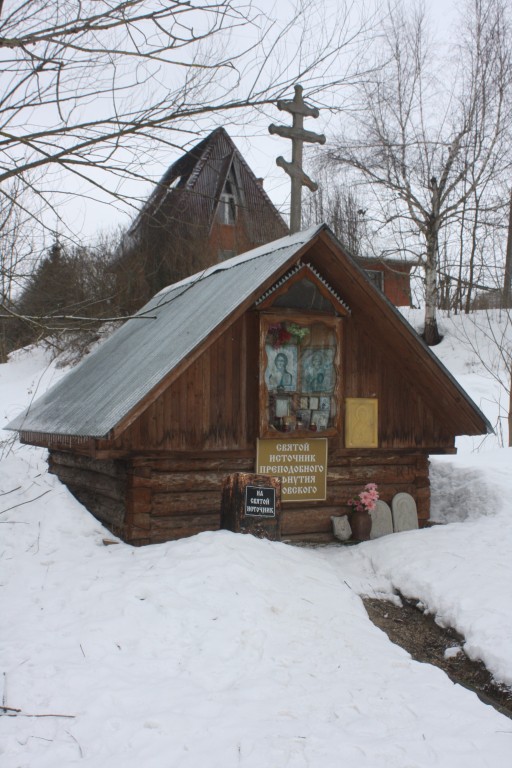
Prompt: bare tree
<box><xmin>8</xmin><ymin>229</ymin><xmax>124</xmax><ymax>359</ymax></box>
<box><xmin>302</xmin><ymin>169</ymin><xmax>370</xmax><ymax>258</ymax></box>
<box><xmin>0</xmin><ymin>180</ymin><xmax>36</xmax><ymax>361</ymax></box>
<box><xmin>325</xmin><ymin>0</ymin><xmax>512</xmax><ymax>345</ymax></box>
<box><xmin>0</xmin><ymin>0</ymin><xmax>375</xmax><ymax>235</ymax></box>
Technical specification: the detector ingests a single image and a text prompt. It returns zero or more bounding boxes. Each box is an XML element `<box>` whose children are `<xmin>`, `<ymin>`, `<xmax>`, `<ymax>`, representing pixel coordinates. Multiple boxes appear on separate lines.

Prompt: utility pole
<box><xmin>269</xmin><ymin>84</ymin><xmax>325</xmax><ymax>234</ymax></box>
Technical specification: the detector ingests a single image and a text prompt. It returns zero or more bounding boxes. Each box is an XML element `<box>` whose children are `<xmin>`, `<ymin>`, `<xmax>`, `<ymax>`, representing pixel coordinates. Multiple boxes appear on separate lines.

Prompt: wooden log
<box><xmin>283</xmin><ymin>532</ymin><xmax>335</xmax><ymax>544</ymax></box>
<box><xmin>125</xmin><ymin>528</ymin><xmax>151</xmax><ymax>545</ymax></box>
<box><xmin>148</xmin><ymin>471</ymin><xmax>227</xmax><ymax>493</ymax></box>
<box><xmin>220</xmin><ymin>473</ymin><xmax>281</xmax><ymax>540</ymax></box>
<box><xmin>51</xmin><ymin>464</ymin><xmax>126</xmax><ymax>503</ymax></box>
<box><xmin>129</xmin><ymin>512</ymin><xmax>151</xmax><ymax>530</ymax></box>
<box><xmin>281</xmin><ymin>506</ymin><xmax>337</xmax><ymax>535</ymax></box>
<box><xmin>149</xmin><ymin>524</ymin><xmax>220</xmax><ymax>544</ymax></box>
<box><xmin>327</xmin><ymin>464</ymin><xmax>417</xmax><ymax>484</ymax></box>
<box><xmin>125</xmin><ymin>486</ymin><xmax>152</xmax><ymax>511</ymax></box>
<box><xmin>151</xmin><ymin>491</ymin><xmax>220</xmax><ymax>515</ymax></box>
<box><xmin>49</xmin><ymin>451</ymin><xmax>127</xmax><ymax>479</ymax></box>
<box><xmin>329</xmin><ymin>450</ymin><xmax>425</xmax><ymax>466</ymax></box>
<box><xmin>131</xmin><ymin>454</ymin><xmax>255</xmax><ymax>472</ymax></box>
<box><xmin>323</xmin><ymin>482</ymin><xmax>418</xmax><ymax>507</ymax></box>
<box><xmin>64</xmin><ymin>485</ymin><xmax>125</xmax><ymax>529</ymax></box>
<box><xmin>151</xmin><ymin>513</ymin><xmax>220</xmax><ymax>533</ymax></box>
<box><xmin>416</xmin><ymin>486</ymin><xmax>430</xmax><ymax>522</ymax></box>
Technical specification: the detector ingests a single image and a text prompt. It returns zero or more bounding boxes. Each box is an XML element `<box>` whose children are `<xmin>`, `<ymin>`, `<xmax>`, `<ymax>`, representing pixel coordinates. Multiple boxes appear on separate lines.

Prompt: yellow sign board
<box><xmin>256</xmin><ymin>438</ymin><xmax>328</xmax><ymax>502</ymax></box>
<box><xmin>345</xmin><ymin>398</ymin><xmax>378</xmax><ymax>448</ymax></box>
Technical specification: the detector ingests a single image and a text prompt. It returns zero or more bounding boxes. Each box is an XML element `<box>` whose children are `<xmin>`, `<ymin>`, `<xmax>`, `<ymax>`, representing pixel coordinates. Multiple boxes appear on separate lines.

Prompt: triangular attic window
<box><xmin>217</xmin><ymin>164</ymin><xmax>243</xmax><ymax>226</ymax></box>
<box><xmin>256</xmin><ymin>264</ymin><xmax>350</xmax><ymax>316</ymax></box>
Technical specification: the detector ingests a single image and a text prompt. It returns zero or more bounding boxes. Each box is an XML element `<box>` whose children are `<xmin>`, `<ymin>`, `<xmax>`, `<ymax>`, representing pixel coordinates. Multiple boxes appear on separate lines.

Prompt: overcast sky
<box><xmin>41</xmin><ymin>0</ymin><xmax>459</xmax><ymax>245</ymax></box>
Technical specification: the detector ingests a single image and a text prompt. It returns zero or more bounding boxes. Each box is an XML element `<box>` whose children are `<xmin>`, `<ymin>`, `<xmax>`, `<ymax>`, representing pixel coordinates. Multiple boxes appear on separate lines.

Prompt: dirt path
<box><xmin>363</xmin><ymin>595</ymin><xmax>512</xmax><ymax>720</ymax></box>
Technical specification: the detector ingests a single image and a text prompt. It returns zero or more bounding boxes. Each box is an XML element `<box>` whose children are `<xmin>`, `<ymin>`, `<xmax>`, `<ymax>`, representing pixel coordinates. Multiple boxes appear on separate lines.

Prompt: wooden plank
<box><xmin>245</xmin><ymin>311</ymin><xmax>260</xmax><ymax>443</ymax></box>
<box><xmin>238</xmin><ymin>315</ymin><xmax>248</xmax><ymax>445</ymax></box>
<box><xmin>224</xmin><ymin>321</ymin><xmax>234</xmax><ymax>433</ymax></box>
<box><xmin>154</xmin><ymin>384</ymin><xmax>165</xmax><ymax>450</ymax></box>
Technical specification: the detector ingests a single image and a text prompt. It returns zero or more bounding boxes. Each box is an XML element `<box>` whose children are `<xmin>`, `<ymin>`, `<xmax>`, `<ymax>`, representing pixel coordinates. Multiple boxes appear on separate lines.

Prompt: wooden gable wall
<box><xmin>344</xmin><ymin>321</ymin><xmax>456</xmax><ymax>451</ymax></box>
<box><xmin>110</xmin><ymin>313</ymin><xmax>259</xmax><ymax>453</ymax></box>
<box><xmin>108</xmin><ymin>303</ymin><xmax>456</xmax><ymax>457</ymax></box>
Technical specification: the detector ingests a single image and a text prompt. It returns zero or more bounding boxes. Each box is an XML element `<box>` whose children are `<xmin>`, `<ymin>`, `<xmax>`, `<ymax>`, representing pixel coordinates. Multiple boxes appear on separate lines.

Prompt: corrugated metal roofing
<box><xmin>8</xmin><ymin>228</ymin><xmax>319</xmax><ymax>438</ymax></box>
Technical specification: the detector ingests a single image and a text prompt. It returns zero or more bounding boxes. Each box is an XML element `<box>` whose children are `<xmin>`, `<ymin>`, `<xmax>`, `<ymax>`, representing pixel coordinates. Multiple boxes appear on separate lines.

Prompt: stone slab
<box><xmin>392</xmin><ymin>492</ymin><xmax>419</xmax><ymax>532</ymax></box>
<box><xmin>370</xmin><ymin>500</ymin><xmax>393</xmax><ymax>539</ymax></box>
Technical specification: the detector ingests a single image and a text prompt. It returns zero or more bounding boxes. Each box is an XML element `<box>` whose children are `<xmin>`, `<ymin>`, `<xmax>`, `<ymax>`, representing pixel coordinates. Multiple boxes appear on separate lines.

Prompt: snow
<box><xmin>1</xmin><ymin>310</ymin><xmax>512</xmax><ymax>767</ymax></box>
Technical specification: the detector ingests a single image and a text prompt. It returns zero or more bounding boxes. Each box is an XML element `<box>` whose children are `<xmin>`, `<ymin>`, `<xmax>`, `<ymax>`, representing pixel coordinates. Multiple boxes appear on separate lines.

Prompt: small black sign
<box><xmin>244</xmin><ymin>486</ymin><xmax>276</xmax><ymax>518</ymax></box>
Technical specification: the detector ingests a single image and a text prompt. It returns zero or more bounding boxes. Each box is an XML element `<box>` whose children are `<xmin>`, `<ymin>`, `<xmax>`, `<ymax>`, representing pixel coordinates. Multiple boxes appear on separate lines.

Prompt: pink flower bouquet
<box><xmin>348</xmin><ymin>483</ymin><xmax>379</xmax><ymax>514</ymax></box>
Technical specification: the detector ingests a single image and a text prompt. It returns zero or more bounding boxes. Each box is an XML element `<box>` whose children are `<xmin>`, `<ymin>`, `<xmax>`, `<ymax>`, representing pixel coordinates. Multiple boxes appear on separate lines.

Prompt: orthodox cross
<box><xmin>269</xmin><ymin>84</ymin><xmax>326</xmax><ymax>234</ymax></box>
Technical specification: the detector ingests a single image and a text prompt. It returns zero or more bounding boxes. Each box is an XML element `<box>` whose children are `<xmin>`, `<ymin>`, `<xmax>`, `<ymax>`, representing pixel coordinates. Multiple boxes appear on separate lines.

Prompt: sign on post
<box><xmin>245</xmin><ymin>486</ymin><xmax>276</xmax><ymax>517</ymax></box>
<box><xmin>220</xmin><ymin>473</ymin><xmax>281</xmax><ymax>540</ymax></box>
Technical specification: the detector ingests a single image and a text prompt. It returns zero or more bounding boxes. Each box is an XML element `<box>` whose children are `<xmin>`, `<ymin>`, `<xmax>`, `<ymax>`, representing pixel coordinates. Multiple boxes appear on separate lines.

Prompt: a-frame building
<box><xmin>115</xmin><ymin>128</ymin><xmax>289</xmax><ymax>312</ymax></box>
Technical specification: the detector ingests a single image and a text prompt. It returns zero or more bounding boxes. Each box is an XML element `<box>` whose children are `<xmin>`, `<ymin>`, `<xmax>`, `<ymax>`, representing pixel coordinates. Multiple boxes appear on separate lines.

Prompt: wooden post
<box><xmin>269</xmin><ymin>84</ymin><xmax>326</xmax><ymax>234</ymax></box>
<box><xmin>220</xmin><ymin>472</ymin><xmax>282</xmax><ymax>540</ymax></box>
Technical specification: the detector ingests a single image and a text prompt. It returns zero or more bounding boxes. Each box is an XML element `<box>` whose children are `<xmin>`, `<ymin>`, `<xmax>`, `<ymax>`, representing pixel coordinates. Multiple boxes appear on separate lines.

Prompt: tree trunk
<box><xmin>423</xmin><ymin>186</ymin><xmax>442</xmax><ymax>347</ymax></box>
<box><xmin>508</xmin><ymin>363</ymin><xmax>512</xmax><ymax>448</ymax></box>
<box><xmin>503</xmin><ymin>191</ymin><xmax>512</xmax><ymax>308</ymax></box>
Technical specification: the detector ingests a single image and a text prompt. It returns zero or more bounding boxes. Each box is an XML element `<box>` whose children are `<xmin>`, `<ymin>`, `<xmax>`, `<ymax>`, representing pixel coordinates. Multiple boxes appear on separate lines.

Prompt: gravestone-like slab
<box><xmin>370</xmin><ymin>500</ymin><xmax>393</xmax><ymax>539</ymax></box>
<box><xmin>331</xmin><ymin>515</ymin><xmax>352</xmax><ymax>541</ymax></box>
<box><xmin>392</xmin><ymin>492</ymin><xmax>419</xmax><ymax>532</ymax></box>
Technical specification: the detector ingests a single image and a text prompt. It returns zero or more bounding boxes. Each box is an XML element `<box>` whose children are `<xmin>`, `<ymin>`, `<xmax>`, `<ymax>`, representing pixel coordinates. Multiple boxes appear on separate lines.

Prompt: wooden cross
<box><xmin>269</xmin><ymin>84</ymin><xmax>326</xmax><ymax>234</ymax></box>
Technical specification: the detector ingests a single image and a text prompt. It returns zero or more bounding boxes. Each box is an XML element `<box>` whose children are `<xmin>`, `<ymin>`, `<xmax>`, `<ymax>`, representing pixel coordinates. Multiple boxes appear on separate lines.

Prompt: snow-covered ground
<box><xmin>1</xmin><ymin>311</ymin><xmax>512</xmax><ymax>767</ymax></box>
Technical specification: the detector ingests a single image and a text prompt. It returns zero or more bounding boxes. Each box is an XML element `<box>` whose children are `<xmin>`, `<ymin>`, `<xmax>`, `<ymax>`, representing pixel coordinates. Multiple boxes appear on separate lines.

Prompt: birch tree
<box><xmin>325</xmin><ymin>0</ymin><xmax>511</xmax><ymax>345</ymax></box>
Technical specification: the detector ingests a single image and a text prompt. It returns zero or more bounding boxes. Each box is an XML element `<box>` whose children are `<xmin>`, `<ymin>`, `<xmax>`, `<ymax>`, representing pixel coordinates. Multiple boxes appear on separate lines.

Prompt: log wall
<box><xmin>49</xmin><ymin>451</ymin><xmax>128</xmax><ymax>535</ymax></box>
<box><xmin>47</xmin><ymin>449</ymin><xmax>429</xmax><ymax>546</ymax></box>
<box><xmin>48</xmin><ymin>448</ymin><xmax>430</xmax><ymax>546</ymax></box>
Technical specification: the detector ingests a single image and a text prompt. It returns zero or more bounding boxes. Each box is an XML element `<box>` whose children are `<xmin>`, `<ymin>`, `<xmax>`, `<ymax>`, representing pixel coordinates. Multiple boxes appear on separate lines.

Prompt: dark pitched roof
<box><xmin>129</xmin><ymin>127</ymin><xmax>288</xmax><ymax>244</ymax></box>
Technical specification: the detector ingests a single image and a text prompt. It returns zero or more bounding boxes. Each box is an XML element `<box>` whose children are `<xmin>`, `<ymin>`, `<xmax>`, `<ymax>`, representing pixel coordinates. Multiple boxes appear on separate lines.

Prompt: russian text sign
<box><xmin>256</xmin><ymin>438</ymin><xmax>328</xmax><ymax>502</ymax></box>
<box><xmin>244</xmin><ymin>486</ymin><xmax>276</xmax><ymax>517</ymax></box>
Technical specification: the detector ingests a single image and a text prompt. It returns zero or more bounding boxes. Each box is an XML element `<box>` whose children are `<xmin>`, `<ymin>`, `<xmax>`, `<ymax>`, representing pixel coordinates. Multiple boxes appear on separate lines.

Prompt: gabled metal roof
<box><xmin>8</xmin><ymin>227</ymin><xmax>321</xmax><ymax>439</ymax></box>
